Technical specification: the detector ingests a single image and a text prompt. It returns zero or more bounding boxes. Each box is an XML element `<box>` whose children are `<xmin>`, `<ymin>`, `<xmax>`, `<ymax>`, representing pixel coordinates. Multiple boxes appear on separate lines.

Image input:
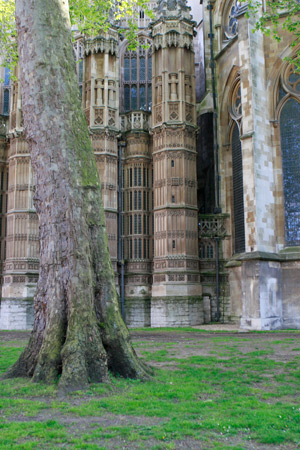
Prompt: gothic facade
<box><xmin>0</xmin><ymin>0</ymin><xmax>299</xmax><ymax>330</ymax></box>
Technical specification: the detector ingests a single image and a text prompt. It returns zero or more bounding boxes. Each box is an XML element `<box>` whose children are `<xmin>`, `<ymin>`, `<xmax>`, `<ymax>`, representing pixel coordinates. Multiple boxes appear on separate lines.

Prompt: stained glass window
<box><xmin>134</xmin><ymin>168</ymin><xmax>137</xmax><ymax>186</ymax></box>
<box><xmin>134</xmin><ymin>239</ymin><xmax>137</xmax><ymax>258</ymax></box>
<box><xmin>124</xmin><ymin>57</ymin><xmax>130</xmax><ymax>82</ymax></box>
<box><xmin>140</xmin><ymin>85</ymin><xmax>146</xmax><ymax>110</ymax></box>
<box><xmin>134</xmin><ymin>191</ymin><xmax>137</xmax><ymax>210</ymax></box>
<box><xmin>121</xmin><ymin>43</ymin><xmax>152</xmax><ymax>112</ymax></box>
<box><xmin>131</xmin><ymin>85</ymin><xmax>137</xmax><ymax>110</ymax></box>
<box><xmin>131</xmin><ymin>56</ymin><xmax>137</xmax><ymax>81</ymax></box>
<box><xmin>140</xmin><ymin>57</ymin><xmax>146</xmax><ymax>81</ymax></box>
<box><xmin>124</xmin><ymin>85</ymin><xmax>130</xmax><ymax>111</ymax></box>
<box><xmin>148</xmin><ymin>56</ymin><xmax>152</xmax><ymax>81</ymax></box>
<box><xmin>225</xmin><ymin>1</ymin><xmax>241</xmax><ymax>39</ymax></box>
<box><xmin>3</xmin><ymin>89</ymin><xmax>9</xmax><ymax>116</ymax></box>
<box><xmin>134</xmin><ymin>214</ymin><xmax>137</xmax><ymax>234</ymax></box>
<box><xmin>280</xmin><ymin>98</ymin><xmax>300</xmax><ymax>245</ymax></box>
<box><xmin>148</xmin><ymin>84</ymin><xmax>152</xmax><ymax>110</ymax></box>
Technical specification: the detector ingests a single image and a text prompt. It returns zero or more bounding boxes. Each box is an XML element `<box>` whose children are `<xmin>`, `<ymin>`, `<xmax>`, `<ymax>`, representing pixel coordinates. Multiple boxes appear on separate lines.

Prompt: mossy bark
<box><xmin>4</xmin><ymin>0</ymin><xmax>152</xmax><ymax>392</ymax></box>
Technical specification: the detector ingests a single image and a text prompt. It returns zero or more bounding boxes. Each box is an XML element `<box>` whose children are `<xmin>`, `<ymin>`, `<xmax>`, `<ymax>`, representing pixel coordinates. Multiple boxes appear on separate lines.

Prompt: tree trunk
<box><xmin>4</xmin><ymin>0</ymin><xmax>152</xmax><ymax>392</ymax></box>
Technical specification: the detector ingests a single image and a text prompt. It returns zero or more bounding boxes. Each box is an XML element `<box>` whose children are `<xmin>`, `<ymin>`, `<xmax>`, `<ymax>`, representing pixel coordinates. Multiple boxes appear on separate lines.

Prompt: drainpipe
<box><xmin>208</xmin><ymin>0</ymin><xmax>221</xmax><ymax>321</ymax></box>
<box><xmin>118</xmin><ymin>140</ymin><xmax>125</xmax><ymax>320</ymax></box>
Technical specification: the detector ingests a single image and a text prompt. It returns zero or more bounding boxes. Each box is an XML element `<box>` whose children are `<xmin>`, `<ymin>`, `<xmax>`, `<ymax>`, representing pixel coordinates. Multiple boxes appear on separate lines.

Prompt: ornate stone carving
<box><xmin>94</xmin><ymin>108</ymin><xmax>104</xmax><ymax>125</ymax></box>
<box><xmin>169</xmin><ymin>102</ymin><xmax>179</xmax><ymax>121</ymax></box>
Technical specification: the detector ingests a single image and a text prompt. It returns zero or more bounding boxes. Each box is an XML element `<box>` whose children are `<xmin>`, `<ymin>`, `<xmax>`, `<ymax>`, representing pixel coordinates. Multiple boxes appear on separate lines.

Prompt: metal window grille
<box><xmin>232</xmin><ymin>123</ymin><xmax>245</xmax><ymax>253</ymax></box>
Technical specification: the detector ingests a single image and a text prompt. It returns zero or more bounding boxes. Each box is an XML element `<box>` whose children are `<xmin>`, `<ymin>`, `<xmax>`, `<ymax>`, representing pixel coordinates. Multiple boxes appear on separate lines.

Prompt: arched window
<box><xmin>280</xmin><ymin>98</ymin><xmax>300</xmax><ymax>245</ymax></box>
<box><xmin>232</xmin><ymin>123</ymin><xmax>245</xmax><ymax>253</ymax></box>
<box><xmin>224</xmin><ymin>1</ymin><xmax>241</xmax><ymax>40</ymax></box>
<box><xmin>121</xmin><ymin>40</ymin><xmax>152</xmax><ymax>112</ymax></box>
<box><xmin>3</xmin><ymin>89</ymin><xmax>9</xmax><ymax>116</ymax></box>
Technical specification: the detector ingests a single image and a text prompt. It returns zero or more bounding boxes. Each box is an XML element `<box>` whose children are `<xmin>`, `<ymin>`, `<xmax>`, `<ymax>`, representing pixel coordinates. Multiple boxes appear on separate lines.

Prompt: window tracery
<box><xmin>121</xmin><ymin>39</ymin><xmax>152</xmax><ymax>112</ymax></box>
<box><xmin>229</xmin><ymin>76</ymin><xmax>242</xmax><ymax>134</ymax></box>
<box><xmin>276</xmin><ymin>62</ymin><xmax>300</xmax><ymax>246</ymax></box>
<box><xmin>224</xmin><ymin>1</ymin><xmax>241</xmax><ymax>40</ymax></box>
<box><xmin>228</xmin><ymin>74</ymin><xmax>245</xmax><ymax>254</ymax></box>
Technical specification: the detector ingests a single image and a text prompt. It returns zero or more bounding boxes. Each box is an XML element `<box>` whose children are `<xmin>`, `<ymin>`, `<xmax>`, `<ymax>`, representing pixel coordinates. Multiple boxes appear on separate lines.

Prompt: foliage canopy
<box><xmin>247</xmin><ymin>0</ymin><xmax>300</xmax><ymax>69</ymax></box>
<box><xmin>0</xmin><ymin>0</ymin><xmax>154</xmax><ymax>77</ymax></box>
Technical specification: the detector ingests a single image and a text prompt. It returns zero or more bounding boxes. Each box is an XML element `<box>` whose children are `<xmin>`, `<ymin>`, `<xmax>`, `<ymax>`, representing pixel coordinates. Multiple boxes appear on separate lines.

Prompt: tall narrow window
<box><xmin>131</xmin><ymin>85</ymin><xmax>137</xmax><ymax>110</ymax></box>
<box><xmin>121</xmin><ymin>42</ymin><xmax>152</xmax><ymax>112</ymax></box>
<box><xmin>131</xmin><ymin>56</ymin><xmax>137</xmax><ymax>81</ymax></box>
<box><xmin>134</xmin><ymin>167</ymin><xmax>137</xmax><ymax>186</ymax></box>
<box><xmin>148</xmin><ymin>57</ymin><xmax>152</xmax><ymax>81</ymax></box>
<box><xmin>134</xmin><ymin>239</ymin><xmax>137</xmax><ymax>258</ymax></box>
<box><xmin>124</xmin><ymin>85</ymin><xmax>130</xmax><ymax>112</ymax></box>
<box><xmin>124</xmin><ymin>57</ymin><xmax>130</xmax><ymax>82</ymax></box>
<box><xmin>232</xmin><ymin>123</ymin><xmax>245</xmax><ymax>253</ymax></box>
<box><xmin>140</xmin><ymin>85</ymin><xmax>146</xmax><ymax>110</ymax></box>
<box><xmin>3</xmin><ymin>89</ymin><xmax>9</xmax><ymax>116</ymax></box>
<box><xmin>280</xmin><ymin>98</ymin><xmax>300</xmax><ymax>245</ymax></box>
<box><xmin>134</xmin><ymin>214</ymin><xmax>137</xmax><ymax>234</ymax></box>
<box><xmin>134</xmin><ymin>191</ymin><xmax>137</xmax><ymax>210</ymax></box>
<box><xmin>140</xmin><ymin>57</ymin><xmax>146</xmax><ymax>81</ymax></box>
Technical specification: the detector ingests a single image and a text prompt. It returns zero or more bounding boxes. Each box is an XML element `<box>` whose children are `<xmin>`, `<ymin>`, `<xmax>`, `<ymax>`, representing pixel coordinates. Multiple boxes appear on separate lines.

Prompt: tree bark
<box><xmin>4</xmin><ymin>0</ymin><xmax>152</xmax><ymax>392</ymax></box>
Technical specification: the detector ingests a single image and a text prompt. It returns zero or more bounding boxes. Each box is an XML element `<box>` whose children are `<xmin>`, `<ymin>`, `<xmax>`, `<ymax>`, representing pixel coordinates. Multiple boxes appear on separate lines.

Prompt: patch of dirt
<box><xmin>0</xmin><ymin>330</ymin><xmax>31</xmax><ymax>343</ymax></box>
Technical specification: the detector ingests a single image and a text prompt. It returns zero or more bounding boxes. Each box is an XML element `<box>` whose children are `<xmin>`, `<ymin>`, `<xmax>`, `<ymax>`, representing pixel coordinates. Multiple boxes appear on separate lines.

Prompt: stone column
<box><xmin>84</xmin><ymin>30</ymin><xmax>119</xmax><ymax>276</ymax></box>
<box><xmin>150</xmin><ymin>0</ymin><xmax>203</xmax><ymax>326</ymax></box>
<box><xmin>0</xmin><ymin>115</ymin><xmax>9</xmax><ymax>291</ymax></box>
<box><xmin>2</xmin><ymin>73</ymin><xmax>39</xmax><ymax>299</ymax></box>
<box><xmin>121</xmin><ymin>111</ymin><xmax>152</xmax><ymax>327</ymax></box>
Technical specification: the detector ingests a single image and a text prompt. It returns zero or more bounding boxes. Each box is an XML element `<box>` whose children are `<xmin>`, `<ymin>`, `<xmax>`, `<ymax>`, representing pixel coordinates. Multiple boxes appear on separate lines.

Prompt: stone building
<box><xmin>0</xmin><ymin>0</ymin><xmax>299</xmax><ymax>330</ymax></box>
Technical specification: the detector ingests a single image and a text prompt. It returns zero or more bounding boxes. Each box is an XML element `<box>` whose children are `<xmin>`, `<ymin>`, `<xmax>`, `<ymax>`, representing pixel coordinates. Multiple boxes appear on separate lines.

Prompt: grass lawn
<box><xmin>0</xmin><ymin>328</ymin><xmax>300</xmax><ymax>449</ymax></box>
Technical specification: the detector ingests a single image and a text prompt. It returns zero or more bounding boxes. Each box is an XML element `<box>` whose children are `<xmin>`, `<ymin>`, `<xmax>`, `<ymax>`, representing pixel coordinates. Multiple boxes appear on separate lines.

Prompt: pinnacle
<box><xmin>155</xmin><ymin>0</ymin><xmax>193</xmax><ymax>20</ymax></box>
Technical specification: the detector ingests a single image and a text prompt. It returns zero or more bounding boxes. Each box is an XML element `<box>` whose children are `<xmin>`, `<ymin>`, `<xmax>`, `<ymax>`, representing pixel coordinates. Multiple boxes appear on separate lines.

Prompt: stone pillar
<box><xmin>83</xmin><ymin>30</ymin><xmax>119</xmax><ymax>275</ymax></box>
<box><xmin>0</xmin><ymin>115</ymin><xmax>9</xmax><ymax>292</ymax></box>
<box><xmin>150</xmin><ymin>0</ymin><xmax>203</xmax><ymax>326</ymax></box>
<box><xmin>121</xmin><ymin>111</ymin><xmax>152</xmax><ymax>327</ymax></box>
<box><xmin>2</xmin><ymin>72</ymin><xmax>39</xmax><ymax>299</ymax></box>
